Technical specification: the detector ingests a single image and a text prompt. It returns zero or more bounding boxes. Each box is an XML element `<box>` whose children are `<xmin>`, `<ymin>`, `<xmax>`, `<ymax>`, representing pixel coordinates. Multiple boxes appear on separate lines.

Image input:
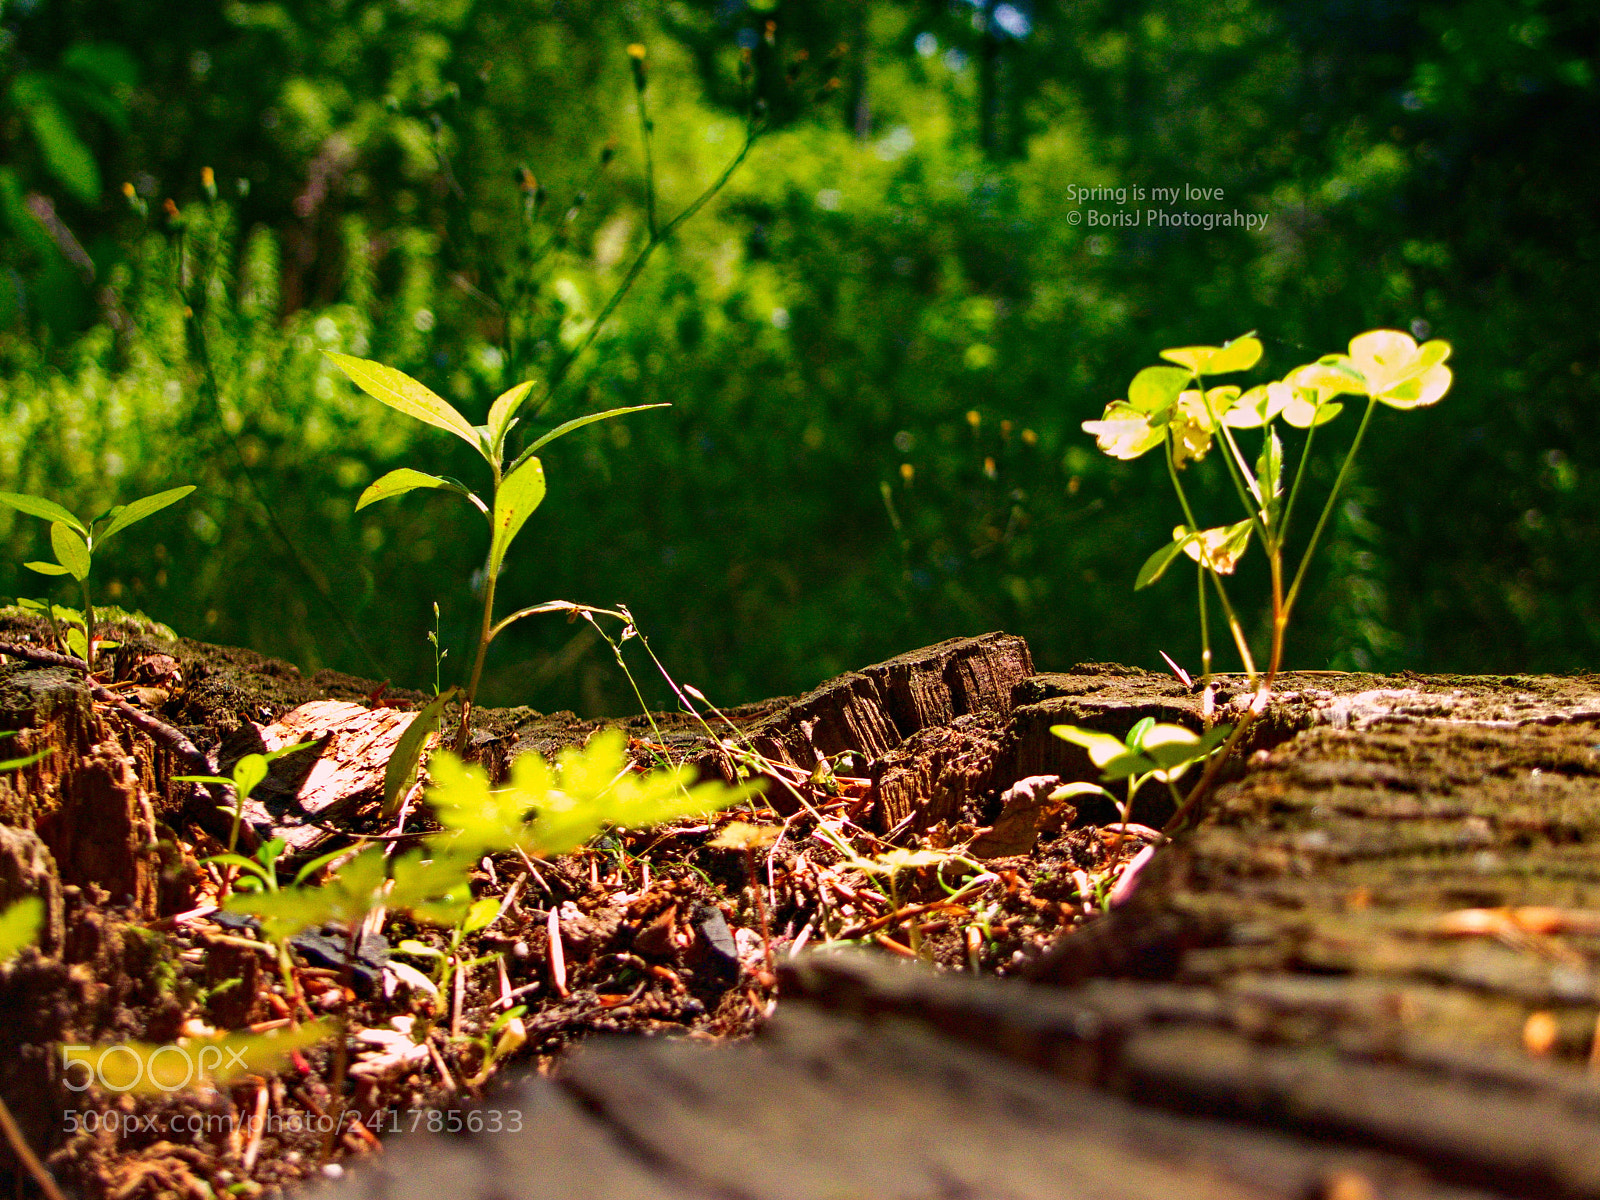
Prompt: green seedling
<box><xmin>465</xmin><ymin>1006</ymin><xmax>528</xmax><ymax>1088</ymax></box>
<box><xmin>394</xmin><ymin>894</ymin><xmax>506</xmax><ymax>1033</ymax></box>
<box><xmin>424</xmin><ymin>728</ymin><xmax>759</xmax><ymax>862</ymax></box>
<box><xmin>1083</xmin><ymin>329</ymin><xmax>1451</xmax><ymax>686</ymax></box>
<box><xmin>1051</xmin><ymin>718</ymin><xmax>1232</xmax><ymax>852</ymax></box>
<box><xmin>326</xmin><ymin>350</ymin><xmax>666</xmax><ymax>746</ymax></box>
<box><xmin>176</xmin><ymin>740</ymin><xmax>317</xmax><ymax>891</ymax></box>
<box><xmin>1083</xmin><ymin>329</ymin><xmax>1450</xmax><ymax>824</ymax></box>
<box><xmin>0</xmin><ymin>730</ymin><xmax>50</xmax><ymax>772</ymax></box>
<box><xmin>57</xmin><ymin>1020</ymin><xmax>336</xmax><ymax>1097</ymax></box>
<box><xmin>0</xmin><ymin>486</ymin><xmax>195</xmax><ymax>669</ymax></box>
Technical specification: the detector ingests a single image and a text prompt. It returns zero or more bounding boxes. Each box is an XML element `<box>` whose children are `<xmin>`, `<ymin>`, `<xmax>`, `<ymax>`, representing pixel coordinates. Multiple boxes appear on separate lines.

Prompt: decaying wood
<box><xmin>232</xmin><ymin>701</ymin><xmax>437</xmax><ymax>853</ymax></box>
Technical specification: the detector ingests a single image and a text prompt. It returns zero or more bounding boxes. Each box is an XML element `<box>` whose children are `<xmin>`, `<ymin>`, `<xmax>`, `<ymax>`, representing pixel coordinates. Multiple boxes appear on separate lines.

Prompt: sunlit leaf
<box><xmin>1126</xmin><ymin>365</ymin><xmax>1191</xmax><ymax>415</ymax></box>
<box><xmin>383</xmin><ymin>688</ymin><xmax>454</xmax><ymax>817</ymax></box>
<box><xmin>326</xmin><ymin>352</ymin><xmax>483</xmax><ymax>454</ymax></box>
<box><xmin>1134</xmin><ymin>533</ymin><xmax>1198</xmax><ymax>590</ymax></box>
<box><xmin>97</xmin><ymin>486</ymin><xmax>196</xmax><ymax>544</ymax></box>
<box><xmin>487</xmin><ymin>457</ymin><xmax>546</xmax><ymax>579</ymax></box>
<box><xmin>356</xmin><ymin>468</ymin><xmax>482</xmax><ymax>514</ymax></box>
<box><xmin>1083</xmin><ymin>402</ymin><xmax>1163</xmax><ymax>461</ymax></box>
<box><xmin>1223</xmin><ymin>382</ymin><xmax>1291</xmax><ymax>429</ymax></box>
<box><xmin>61</xmin><ymin>1020</ymin><xmax>336</xmax><ymax>1096</ymax></box>
<box><xmin>0</xmin><ymin>491</ymin><xmax>86</xmax><ymax>532</ymax></box>
<box><xmin>1159</xmin><ymin>334</ymin><xmax>1261</xmax><ymax>376</ymax></box>
<box><xmin>1177</xmin><ymin>520</ymin><xmax>1253</xmax><ymax>574</ymax></box>
<box><xmin>47</xmin><ymin>523</ymin><xmax>90</xmax><ymax>580</ymax></box>
<box><xmin>486</xmin><ymin>381</ymin><xmax>536</xmax><ymax>459</ymax></box>
<box><xmin>522</xmin><ymin>403</ymin><xmax>671</xmax><ymax>457</ymax></box>
<box><xmin>461</xmin><ymin>896</ymin><xmax>501</xmax><ymax>935</ymax></box>
<box><xmin>1049</xmin><ymin>724</ymin><xmax>1132</xmax><ymax>769</ymax></box>
<box><xmin>1256</xmin><ymin>428</ymin><xmax>1284</xmax><ymax>506</ymax></box>
<box><xmin>24</xmin><ymin>561</ymin><xmax>71</xmax><ymax>576</ymax></box>
<box><xmin>0</xmin><ymin>897</ymin><xmax>42</xmax><ymax>963</ymax></box>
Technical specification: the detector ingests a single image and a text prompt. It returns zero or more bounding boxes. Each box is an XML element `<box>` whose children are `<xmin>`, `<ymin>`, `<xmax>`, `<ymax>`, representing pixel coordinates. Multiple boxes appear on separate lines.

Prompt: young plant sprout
<box><xmin>1081</xmin><ymin>329</ymin><xmax>1451</xmax><ymax>827</ymax></box>
<box><xmin>0</xmin><ymin>486</ymin><xmax>195</xmax><ymax>669</ymax></box>
<box><xmin>1051</xmin><ymin>719</ymin><xmax>1232</xmax><ymax>852</ymax></box>
<box><xmin>326</xmin><ymin>350</ymin><xmax>664</xmax><ymax>747</ymax></box>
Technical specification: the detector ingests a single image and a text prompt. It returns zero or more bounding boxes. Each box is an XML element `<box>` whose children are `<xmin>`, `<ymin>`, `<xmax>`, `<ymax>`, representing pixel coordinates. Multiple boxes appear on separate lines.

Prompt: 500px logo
<box><xmin>61</xmin><ymin>1043</ymin><xmax>252</xmax><ymax>1094</ymax></box>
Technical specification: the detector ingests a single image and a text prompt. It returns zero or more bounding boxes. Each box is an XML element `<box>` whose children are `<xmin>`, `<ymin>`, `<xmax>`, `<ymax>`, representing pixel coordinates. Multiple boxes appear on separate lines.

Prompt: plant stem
<box><xmin>457</xmin><ymin>559</ymin><xmax>498</xmax><ymax>750</ymax></box>
<box><xmin>1285</xmin><ymin>396</ymin><xmax>1380</xmax><ymax>616</ymax></box>
<box><xmin>0</xmin><ymin>1094</ymin><xmax>68</xmax><ymax>1200</ymax></box>
<box><xmin>1167</xmin><ymin>440</ymin><xmax>1256</xmax><ymax>679</ymax></box>
<box><xmin>79</xmin><ymin>578</ymin><xmax>95</xmax><ymax>675</ymax></box>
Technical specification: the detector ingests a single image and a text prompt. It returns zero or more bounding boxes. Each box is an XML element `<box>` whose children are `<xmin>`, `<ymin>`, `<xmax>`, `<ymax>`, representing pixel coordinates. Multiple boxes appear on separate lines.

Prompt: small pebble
<box><xmin>321</xmin><ymin>1164</ymin><xmax>344</xmax><ymax>1180</ymax></box>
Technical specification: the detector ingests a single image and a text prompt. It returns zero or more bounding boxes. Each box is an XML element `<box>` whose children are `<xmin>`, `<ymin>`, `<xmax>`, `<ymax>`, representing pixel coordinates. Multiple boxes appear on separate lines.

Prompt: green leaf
<box><xmin>487</xmin><ymin>457</ymin><xmax>547</xmax><ymax>579</ymax></box>
<box><xmin>64</xmin><ymin>627</ymin><xmax>88</xmax><ymax>661</ymax></box>
<box><xmin>523</xmin><ymin>403</ymin><xmax>671</xmax><ymax>457</ymax></box>
<box><xmin>232</xmin><ymin>755</ymin><xmax>268</xmax><ymax>802</ymax></box>
<box><xmin>24</xmin><ymin>561</ymin><xmax>71</xmax><ymax>576</ymax></box>
<box><xmin>325</xmin><ymin>352</ymin><xmax>483</xmax><ymax>455</ymax></box>
<box><xmin>96</xmin><ymin>486</ymin><xmax>196</xmax><ymax>544</ymax></box>
<box><xmin>1050</xmin><ymin>781</ymin><xmax>1115</xmax><ymax>802</ymax></box>
<box><xmin>1159</xmin><ymin>334</ymin><xmax>1262</xmax><ymax>376</ymax></box>
<box><xmin>1135</xmin><ymin>533</ymin><xmax>1197</xmax><ymax>590</ymax></box>
<box><xmin>1255</xmin><ymin>428</ymin><xmax>1283</xmax><ymax>507</ymax></box>
<box><xmin>1126</xmin><ymin>366</ymin><xmax>1191</xmax><ymax>415</ymax></box>
<box><xmin>0</xmin><ymin>491</ymin><xmax>86</xmax><ymax>533</ymax></box>
<box><xmin>50</xmin><ymin>522</ymin><xmax>90</xmax><ymax>581</ymax></box>
<box><xmin>356</xmin><ymin>469</ymin><xmax>481</xmax><ymax>513</ymax></box>
<box><xmin>1049</xmin><ymin>724</ymin><xmax>1132</xmax><ymax>769</ymax></box>
<box><xmin>0</xmin><ymin>896</ymin><xmax>42</xmax><ymax>963</ymax></box>
<box><xmin>462</xmin><ymin>896</ymin><xmax>501</xmax><ymax>934</ymax></box>
<box><xmin>1207</xmin><ymin>334</ymin><xmax>1263</xmax><ymax>374</ymax></box>
<box><xmin>15</xmin><ymin>77</ymin><xmax>101</xmax><ymax>202</ymax></box>
<box><xmin>383</xmin><ymin>688</ymin><xmax>455</xmax><ymax>817</ymax></box>
<box><xmin>61</xmin><ymin>1020</ymin><xmax>336</xmax><ymax>1095</ymax></box>
<box><xmin>486</xmin><ymin>381</ymin><xmax>536</xmax><ymax>459</ymax></box>
<box><xmin>0</xmin><ymin>745</ymin><xmax>50</xmax><ymax>771</ymax></box>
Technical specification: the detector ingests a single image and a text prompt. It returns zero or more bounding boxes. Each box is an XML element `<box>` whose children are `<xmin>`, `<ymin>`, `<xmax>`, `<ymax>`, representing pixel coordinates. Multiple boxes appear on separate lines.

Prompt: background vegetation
<box><xmin>2</xmin><ymin>0</ymin><xmax>1595</xmax><ymax>714</ymax></box>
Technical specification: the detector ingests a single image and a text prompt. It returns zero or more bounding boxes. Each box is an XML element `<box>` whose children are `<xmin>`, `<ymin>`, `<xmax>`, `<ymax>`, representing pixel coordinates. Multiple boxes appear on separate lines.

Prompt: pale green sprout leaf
<box><xmin>859</xmin><ymin>848</ymin><xmax>950</xmax><ymax>874</ymax></box>
<box><xmin>522</xmin><ymin>403</ymin><xmax>672</xmax><ymax>458</ymax></box>
<box><xmin>1049</xmin><ymin>724</ymin><xmax>1133</xmax><ymax>768</ymax></box>
<box><xmin>1050</xmin><ymin>781</ymin><xmax>1115</xmax><ymax>803</ymax></box>
<box><xmin>1134</xmin><ymin>532</ymin><xmax>1199</xmax><ymax>590</ymax></box>
<box><xmin>1126</xmin><ymin>365</ymin><xmax>1191</xmax><ymax>415</ymax></box>
<box><xmin>61</xmin><ymin>1020</ymin><xmax>336</xmax><ymax>1096</ymax></box>
<box><xmin>65</xmin><ymin>627</ymin><xmax>88</xmax><ymax>660</ymax></box>
<box><xmin>486</xmin><ymin>381</ymin><xmax>536</xmax><ymax>458</ymax></box>
<box><xmin>0</xmin><ymin>491</ymin><xmax>87</xmax><ymax>533</ymax></box>
<box><xmin>1207</xmin><ymin>334</ymin><xmax>1264</xmax><ymax>375</ymax></box>
<box><xmin>487</xmin><ymin>457</ymin><xmax>546</xmax><ymax>579</ymax></box>
<box><xmin>462</xmin><ymin>896</ymin><xmax>502</xmax><ymax>935</ymax></box>
<box><xmin>1177</xmin><ymin>521</ymin><xmax>1253</xmax><ymax>574</ymax></box>
<box><xmin>0</xmin><ymin>744</ymin><xmax>50</xmax><ymax>771</ymax></box>
<box><xmin>1255</xmin><ymin>428</ymin><xmax>1284</xmax><ymax>509</ymax></box>
<box><xmin>383</xmin><ymin>687</ymin><xmax>456</xmax><ymax>817</ymax></box>
<box><xmin>232</xmin><ymin>754</ymin><xmax>268</xmax><ymax>801</ymax></box>
<box><xmin>24</xmin><ymin>561</ymin><xmax>71</xmax><ymax>576</ymax></box>
<box><xmin>1083</xmin><ymin>403</ymin><xmax>1164</xmax><ymax>461</ymax></box>
<box><xmin>1127</xmin><ymin>717</ymin><xmax>1158</xmax><ymax>749</ymax></box>
<box><xmin>50</xmin><ymin>523</ymin><xmax>91</xmax><ymax>581</ymax></box>
<box><xmin>0</xmin><ymin>896</ymin><xmax>43</xmax><ymax>962</ymax></box>
<box><xmin>357</xmin><ymin>469</ymin><xmax>483</xmax><ymax>513</ymax></box>
<box><xmin>96</xmin><ymin>485</ymin><xmax>197</xmax><ymax>545</ymax></box>
<box><xmin>1346</xmin><ymin>330</ymin><xmax>1453</xmax><ymax>406</ymax></box>
<box><xmin>1158</xmin><ymin>334</ymin><xmax>1260</xmax><ymax>376</ymax></box>
<box><xmin>1223</xmin><ymin>382</ymin><xmax>1292</xmax><ymax>429</ymax></box>
<box><xmin>326</xmin><ymin>352</ymin><xmax>484</xmax><ymax>456</ymax></box>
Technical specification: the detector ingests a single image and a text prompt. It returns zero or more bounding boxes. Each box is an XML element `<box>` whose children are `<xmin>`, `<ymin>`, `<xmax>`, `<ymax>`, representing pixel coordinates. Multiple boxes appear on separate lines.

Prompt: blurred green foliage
<box><xmin>1</xmin><ymin>0</ymin><xmax>1597</xmax><ymax>715</ymax></box>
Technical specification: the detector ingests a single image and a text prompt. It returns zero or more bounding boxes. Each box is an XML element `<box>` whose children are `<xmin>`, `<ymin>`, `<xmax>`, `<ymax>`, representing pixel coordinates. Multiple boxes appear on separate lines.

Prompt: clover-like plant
<box><xmin>326</xmin><ymin>353</ymin><xmax>664</xmax><ymax>745</ymax></box>
<box><xmin>0</xmin><ymin>486</ymin><xmax>195</xmax><ymax>669</ymax></box>
<box><xmin>1051</xmin><ymin>719</ymin><xmax>1232</xmax><ymax>851</ymax></box>
<box><xmin>1082</xmin><ymin>329</ymin><xmax>1450</xmax><ymax>827</ymax></box>
<box><xmin>1083</xmin><ymin>329</ymin><xmax>1450</xmax><ymax>689</ymax></box>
